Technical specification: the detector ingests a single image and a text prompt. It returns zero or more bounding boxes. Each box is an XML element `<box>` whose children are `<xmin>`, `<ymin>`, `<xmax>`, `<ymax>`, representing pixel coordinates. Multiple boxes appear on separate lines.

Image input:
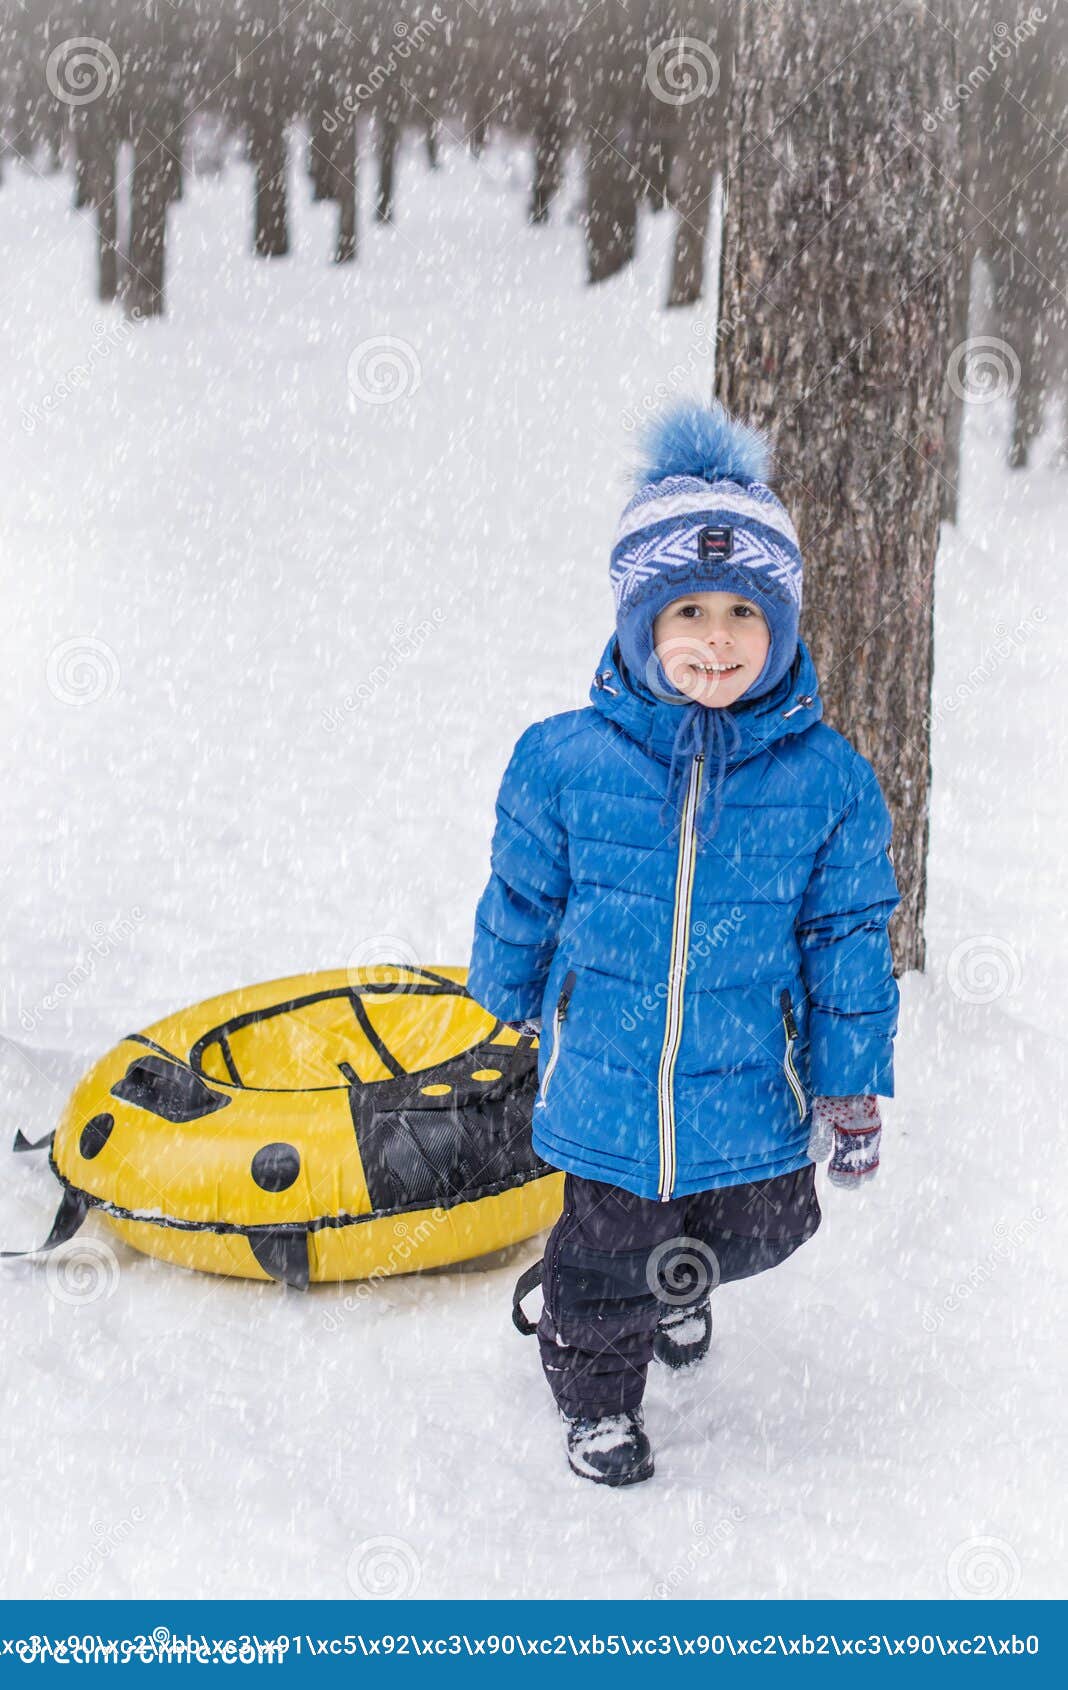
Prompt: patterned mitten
<box><xmin>809</xmin><ymin>1095</ymin><xmax>882</xmax><ymax>1188</ymax></box>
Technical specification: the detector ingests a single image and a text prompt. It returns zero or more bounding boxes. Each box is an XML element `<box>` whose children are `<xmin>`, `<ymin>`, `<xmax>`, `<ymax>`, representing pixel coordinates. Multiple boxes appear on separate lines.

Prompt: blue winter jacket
<box><xmin>467</xmin><ymin>632</ymin><xmax>901</xmax><ymax>1201</ymax></box>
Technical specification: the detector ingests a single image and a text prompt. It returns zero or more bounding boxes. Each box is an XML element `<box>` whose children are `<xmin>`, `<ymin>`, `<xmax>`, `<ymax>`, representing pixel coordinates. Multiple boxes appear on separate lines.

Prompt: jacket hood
<box><xmin>589</xmin><ymin>630</ymin><xmax>822</xmax><ymax>842</ymax></box>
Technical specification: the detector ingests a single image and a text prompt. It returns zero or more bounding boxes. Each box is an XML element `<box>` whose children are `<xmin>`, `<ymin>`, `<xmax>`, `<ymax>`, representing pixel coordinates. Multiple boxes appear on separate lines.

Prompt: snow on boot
<box><xmin>653</xmin><ymin>1299</ymin><xmax>712</xmax><ymax>1370</ymax></box>
<box><xmin>562</xmin><ymin>1405</ymin><xmax>654</xmax><ymax>1487</ymax></box>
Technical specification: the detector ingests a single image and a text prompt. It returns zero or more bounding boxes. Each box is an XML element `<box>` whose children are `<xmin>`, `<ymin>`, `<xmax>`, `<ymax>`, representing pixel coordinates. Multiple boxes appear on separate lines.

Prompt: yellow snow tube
<box><xmin>5</xmin><ymin>966</ymin><xmax>562</xmax><ymax>1288</ymax></box>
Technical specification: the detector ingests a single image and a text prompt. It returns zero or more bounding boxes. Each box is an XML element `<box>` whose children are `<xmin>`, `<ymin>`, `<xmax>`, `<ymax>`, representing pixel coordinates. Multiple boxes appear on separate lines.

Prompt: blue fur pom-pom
<box><xmin>631</xmin><ymin>398</ymin><xmax>771</xmax><ymax>490</ymax></box>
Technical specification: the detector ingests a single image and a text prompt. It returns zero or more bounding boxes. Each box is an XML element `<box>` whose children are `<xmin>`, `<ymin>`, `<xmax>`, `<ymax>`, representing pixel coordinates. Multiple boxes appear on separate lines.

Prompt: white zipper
<box><xmin>534</xmin><ymin>969</ymin><xmax>576</xmax><ymax>1110</ymax></box>
<box><xmin>780</xmin><ymin>988</ymin><xmax>807</xmax><ymax>1118</ymax></box>
<box><xmin>655</xmin><ymin>753</ymin><xmax>704</xmax><ymax>1201</ymax></box>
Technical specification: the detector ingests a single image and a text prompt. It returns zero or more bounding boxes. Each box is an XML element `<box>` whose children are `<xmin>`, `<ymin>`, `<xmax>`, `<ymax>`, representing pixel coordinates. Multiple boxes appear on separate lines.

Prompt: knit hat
<box><xmin>610</xmin><ymin>399</ymin><xmax>805</xmax><ymax>841</ymax></box>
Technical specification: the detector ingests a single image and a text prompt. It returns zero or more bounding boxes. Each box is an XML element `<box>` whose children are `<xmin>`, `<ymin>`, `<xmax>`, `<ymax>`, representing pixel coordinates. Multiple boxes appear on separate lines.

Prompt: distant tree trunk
<box><xmin>715</xmin><ymin>0</ymin><xmax>962</xmax><ymax>976</ymax></box>
<box><xmin>376</xmin><ymin>103</ymin><xmax>400</xmax><ymax>223</ymax></box>
<box><xmin>124</xmin><ymin>125</ymin><xmax>171</xmax><ymax>317</ymax></box>
<box><xmin>309</xmin><ymin>128</ymin><xmax>337</xmax><ymax>200</ymax></box>
<box><xmin>666</xmin><ymin>120</ymin><xmax>719</xmax><ymax>306</ymax></box>
<box><xmin>633</xmin><ymin>92</ymin><xmax>674</xmax><ymax>212</ymax></box>
<box><xmin>163</xmin><ymin>128</ymin><xmax>184</xmax><ymax>204</ymax></box>
<box><xmin>530</xmin><ymin>101</ymin><xmax>567</xmax><ymax>224</ymax></box>
<box><xmin>71</xmin><ymin>102</ymin><xmax>121</xmax><ymax>302</ymax></box>
<box><xmin>666</xmin><ymin>8</ymin><xmax>732</xmax><ymax>307</ymax></box>
<box><xmin>96</xmin><ymin>148</ymin><xmax>120</xmax><ymax>303</ymax></box>
<box><xmin>249</xmin><ymin>103</ymin><xmax>289</xmax><ymax>255</ymax></box>
<box><xmin>330</xmin><ymin>108</ymin><xmax>358</xmax><ymax>263</ymax></box>
<box><xmin>308</xmin><ymin>75</ymin><xmax>339</xmax><ymax>200</ymax></box>
<box><xmin>469</xmin><ymin>113</ymin><xmax>487</xmax><ymax>157</ymax></box>
<box><xmin>73</xmin><ymin>145</ymin><xmax>92</xmax><ymax>209</ymax></box>
<box><xmin>530</xmin><ymin>103</ymin><xmax>566</xmax><ymax>224</ymax></box>
<box><xmin>968</xmin><ymin>15</ymin><xmax>1068</xmax><ymax>471</ymax></box>
<box><xmin>584</xmin><ymin>110</ymin><xmax>638</xmax><ymax>284</ymax></box>
<box><xmin>424</xmin><ymin>115</ymin><xmax>439</xmax><ymax>170</ymax></box>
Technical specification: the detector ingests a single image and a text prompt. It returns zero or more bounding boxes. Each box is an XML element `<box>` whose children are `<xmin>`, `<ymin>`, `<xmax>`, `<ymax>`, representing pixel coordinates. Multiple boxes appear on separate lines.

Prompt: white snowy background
<box><xmin>1</xmin><ymin>127</ymin><xmax>1064</xmax><ymax>1601</ymax></box>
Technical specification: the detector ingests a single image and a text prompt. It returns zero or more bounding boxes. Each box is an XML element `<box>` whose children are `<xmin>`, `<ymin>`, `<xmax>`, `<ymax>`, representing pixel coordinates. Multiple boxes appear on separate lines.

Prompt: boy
<box><xmin>467</xmin><ymin>399</ymin><xmax>900</xmax><ymax>1486</ymax></box>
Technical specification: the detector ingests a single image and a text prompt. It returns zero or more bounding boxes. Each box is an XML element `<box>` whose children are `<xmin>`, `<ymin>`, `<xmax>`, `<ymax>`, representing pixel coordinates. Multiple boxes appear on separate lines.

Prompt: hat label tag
<box><xmin>698</xmin><ymin>525</ymin><xmax>733</xmax><ymax>560</ymax></box>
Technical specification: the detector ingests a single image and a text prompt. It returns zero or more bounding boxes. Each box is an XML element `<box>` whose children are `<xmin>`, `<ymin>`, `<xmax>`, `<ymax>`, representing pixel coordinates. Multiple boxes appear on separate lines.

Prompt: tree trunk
<box><xmin>715</xmin><ymin>0</ymin><xmax>962</xmax><ymax>977</ymax></box>
<box><xmin>71</xmin><ymin>103</ymin><xmax>121</xmax><ymax>303</ymax></box>
<box><xmin>530</xmin><ymin>103</ymin><xmax>566</xmax><ymax>225</ymax></box>
<box><xmin>330</xmin><ymin>108</ymin><xmax>357</xmax><ymax>263</ymax></box>
<box><xmin>249</xmin><ymin>103</ymin><xmax>289</xmax><ymax>256</ymax></box>
<box><xmin>633</xmin><ymin>90</ymin><xmax>675</xmax><ymax>213</ymax></box>
<box><xmin>308</xmin><ymin>74</ymin><xmax>340</xmax><ymax>200</ymax></box>
<box><xmin>666</xmin><ymin>118</ymin><xmax>720</xmax><ymax>307</ymax></box>
<box><xmin>96</xmin><ymin>148</ymin><xmax>120</xmax><ymax>304</ymax></box>
<box><xmin>584</xmin><ymin>110</ymin><xmax>639</xmax><ymax>284</ymax></box>
<box><xmin>376</xmin><ymin>106</ymin><xmax>400</xmax><ymax>224</ymax></box>
<box><xmin>124</xmin><ymin>126</ymin><xmax>170</xmax><ymax>317</ymax></box>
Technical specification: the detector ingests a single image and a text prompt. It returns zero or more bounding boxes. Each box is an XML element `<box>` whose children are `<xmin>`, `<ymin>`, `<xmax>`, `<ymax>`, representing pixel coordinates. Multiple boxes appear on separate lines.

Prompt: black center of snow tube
<box><xmin>79</xmin><ymin>1113</ymin><xmax>115</xmax><ymax>1160</ymax></box>
<box><xmin>250</xmin><ymin>1142</ymin><xmax>301</xmax><ymax>1193</ymax></box>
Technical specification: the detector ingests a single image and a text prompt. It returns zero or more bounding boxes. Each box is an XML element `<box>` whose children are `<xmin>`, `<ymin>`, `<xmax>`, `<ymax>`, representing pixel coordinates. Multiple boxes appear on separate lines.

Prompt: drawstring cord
<box><xmin>657</xmin><ymin>702</ymin><xmax>743</xmax><ymax>844</ymax></box>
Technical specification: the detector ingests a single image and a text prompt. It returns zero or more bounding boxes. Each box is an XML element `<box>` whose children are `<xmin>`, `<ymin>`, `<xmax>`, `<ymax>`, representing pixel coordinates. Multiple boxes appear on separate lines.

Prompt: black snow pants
<box><xmin>516</xmin><ymin>1164</ymin><xmax>821</xmax><ymax>1419</ymax></box>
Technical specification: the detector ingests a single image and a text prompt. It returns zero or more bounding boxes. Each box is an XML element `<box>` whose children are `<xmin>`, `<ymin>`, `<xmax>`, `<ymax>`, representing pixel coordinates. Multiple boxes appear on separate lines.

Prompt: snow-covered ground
<box><xmin>1</xmin><ymin>128</ymin><xmax>1064</xmax><ymax>1601</ymax></box>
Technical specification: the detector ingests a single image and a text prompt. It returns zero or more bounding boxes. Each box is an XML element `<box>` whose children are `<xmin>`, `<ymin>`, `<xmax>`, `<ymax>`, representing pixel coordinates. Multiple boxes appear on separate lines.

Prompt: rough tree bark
<box><xmin>715</xmin><ymin>0</ymin><xmax>963</xmax><ymax>976</ymax></box>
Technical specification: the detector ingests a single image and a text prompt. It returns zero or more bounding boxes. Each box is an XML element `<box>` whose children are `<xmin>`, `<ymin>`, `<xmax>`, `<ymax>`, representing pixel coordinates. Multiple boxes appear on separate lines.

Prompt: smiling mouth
<box><xmin>689</xmin><ymin>661</ymin><xmax>742</xmax><ymax>675</ymax></box>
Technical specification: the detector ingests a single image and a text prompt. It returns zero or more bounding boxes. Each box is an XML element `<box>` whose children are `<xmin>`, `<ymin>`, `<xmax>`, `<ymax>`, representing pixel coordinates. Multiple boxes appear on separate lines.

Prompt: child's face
<box><xmin>652</xmin><ymin>591</ymin><xmax>770</xmax><ymax>707</ymax></box>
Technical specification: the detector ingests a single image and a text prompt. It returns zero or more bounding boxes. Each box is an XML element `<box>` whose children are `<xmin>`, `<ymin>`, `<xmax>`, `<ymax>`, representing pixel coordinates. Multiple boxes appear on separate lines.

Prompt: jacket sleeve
<box><xmin>795</xmin><ymin>751</ymin><xmax>902</xmax><ymax>1098</ymax></box>
<box><xmin>466</xmin><ymin>720</ymin><xmax>572</xmax><ymax>1024</ymax></box>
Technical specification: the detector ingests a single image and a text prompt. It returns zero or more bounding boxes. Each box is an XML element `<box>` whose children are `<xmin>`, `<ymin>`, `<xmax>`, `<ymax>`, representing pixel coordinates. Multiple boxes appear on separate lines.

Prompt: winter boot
<box><xmin>561</xmin><ymin>1405</ymin><xmax>654</xmax><ymax>1487</ymax></box>
<box><xmin>652</xmin><ymin>1299</ymin><xmax>713</xmax><ymax>1370</ymax></box>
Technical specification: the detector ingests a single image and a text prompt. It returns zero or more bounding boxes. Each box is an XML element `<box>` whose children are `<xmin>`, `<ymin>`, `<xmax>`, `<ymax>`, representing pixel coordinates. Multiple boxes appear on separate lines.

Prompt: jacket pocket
<box><xmin>779</xmin><ymin>987</ymin><xmax>807</xmax><ymax>1120</ymax></box>
<box><xmin>535</xmin><ymin>969</ymin><xmax>577</xmax><ymax>1110</ymax></box>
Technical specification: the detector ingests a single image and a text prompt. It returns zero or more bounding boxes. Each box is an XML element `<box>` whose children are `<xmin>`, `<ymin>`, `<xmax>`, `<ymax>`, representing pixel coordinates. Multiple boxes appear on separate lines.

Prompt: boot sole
<box><xmin>567</xmin><ymin>1454</ymin><xmax>655</xmax><ymax>1487</ymax></box>
<box><xmin>653</xmin><ymin>1348</ymin><xmax>710</xmax><ymax>1371</ymax></box>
